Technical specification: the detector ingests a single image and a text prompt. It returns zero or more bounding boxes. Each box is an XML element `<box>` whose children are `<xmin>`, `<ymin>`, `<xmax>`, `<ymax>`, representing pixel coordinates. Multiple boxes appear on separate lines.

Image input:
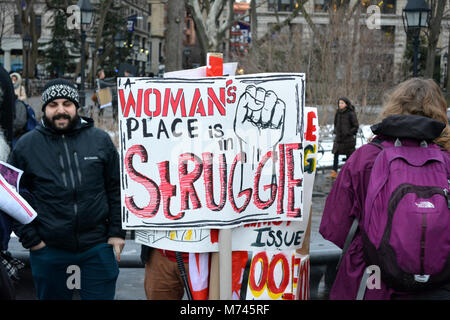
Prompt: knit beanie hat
<box><xmin>41</xmin><ymin>78</ymin><xmax>80</xmax><ymax>111</ymax></box>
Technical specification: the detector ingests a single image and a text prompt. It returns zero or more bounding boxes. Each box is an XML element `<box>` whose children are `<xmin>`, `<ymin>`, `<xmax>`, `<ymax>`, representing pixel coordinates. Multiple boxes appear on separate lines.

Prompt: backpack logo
<box><xmin>415</xmin><ymin>201</ymin><xmax>435</xmax><ymax>209</ymax></box>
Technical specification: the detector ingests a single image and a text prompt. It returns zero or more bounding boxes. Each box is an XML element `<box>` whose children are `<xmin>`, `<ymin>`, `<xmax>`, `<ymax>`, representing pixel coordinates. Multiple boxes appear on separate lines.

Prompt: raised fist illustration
<box><xmin>234</xmin><ymin>85</ymin><xmax>286</xmax><ymax>165</ymax></box>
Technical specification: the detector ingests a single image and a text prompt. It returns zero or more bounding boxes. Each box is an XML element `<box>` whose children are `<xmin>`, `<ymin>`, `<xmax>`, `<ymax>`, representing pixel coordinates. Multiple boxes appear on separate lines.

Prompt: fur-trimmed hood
<box><xmin>10</xmin><ymin>72</ymin><xmax>22</xmax><ymax>89</ymax></box>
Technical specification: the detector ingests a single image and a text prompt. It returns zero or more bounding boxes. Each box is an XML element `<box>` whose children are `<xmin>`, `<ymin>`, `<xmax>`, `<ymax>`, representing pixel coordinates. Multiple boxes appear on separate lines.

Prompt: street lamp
<box><xmin>114</xmin><ymin>32</ymin><xmax>126</xmax><ymax>74</ymax></box>
<box><xmin>78</xmin><ymin>0</ymin><xmax>94</xmax><ymax>108</ymax></box>
<box><xmin>22</xmin><ymin>34</ymin><xmax>31</xmax><ymax>97</ymax></box>
<box><xmin>402</xmin><ymin>0</ymin><xmax>430</xmax><ymax>77</ymax></box>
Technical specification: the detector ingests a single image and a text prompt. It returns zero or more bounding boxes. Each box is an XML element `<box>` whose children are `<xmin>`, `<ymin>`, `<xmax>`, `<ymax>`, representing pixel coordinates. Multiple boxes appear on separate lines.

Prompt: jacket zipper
<box><xmin>73</xmin><ymin>152</ymin><xmax>82</xmax><ymax>185</ymax></box>
<box><xmin>62</xmin><ymin>135</ymin><xmax>79</xmax><ymax>250</ymax></box>
<box><xmin>58</xmin><ymin>154</ymin><xmax>68</xmax><ymax>187</ymax></box>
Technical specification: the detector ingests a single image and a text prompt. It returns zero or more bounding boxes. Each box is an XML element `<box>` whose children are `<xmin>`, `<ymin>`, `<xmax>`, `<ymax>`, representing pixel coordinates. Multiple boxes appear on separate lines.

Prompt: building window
<box><xmin>268</xmin><ymin>0</ymin><xmax>298</xmax><ymax>12</ymax></box>
<box><xmin>14</xmin><ymin>14</ymin><xmax>41</xmax><ymax>36</ymax></box>
<box><xmin>149</xmin><ymin>3</ymin><xmax>152</xmax><ymax>15</ymax></box>
<box><xmin>314</xmin><ymin>0</ymin><xmax>327</xmax><ymax>12</ymax></box>
<box><xmin>380</xmin><ymin>0</ymin><xmax>396</xmax><ymax>14</ymax></box>
<box><xmin>361</xmin><ymin>0</ymin><xmax>396</xmax><ymax>14</ymax></box>
<box><xmin>14</xmin><ymin>15</ymin><xmax>21</xmax><ymax>34</ymax></box>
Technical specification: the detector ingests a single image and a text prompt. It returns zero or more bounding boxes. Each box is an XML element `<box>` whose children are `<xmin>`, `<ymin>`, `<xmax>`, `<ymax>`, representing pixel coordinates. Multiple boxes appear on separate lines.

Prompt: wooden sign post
<box><xmin>205</xmin><ymin>52</ymin><xmax>232</xmax><ymax>300</ymax></box>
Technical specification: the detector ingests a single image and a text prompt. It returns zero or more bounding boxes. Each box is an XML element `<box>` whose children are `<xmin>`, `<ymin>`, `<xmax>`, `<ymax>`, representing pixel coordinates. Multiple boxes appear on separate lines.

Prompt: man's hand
<box><xmin>30</xmin><ymin>241</ymin><xmax>46</xmax><ymax>251</ymax></box>
<box><xmin>108</xmin><ymin>237</ymin><xmax>125</xmax><ymax>262</ymax></box>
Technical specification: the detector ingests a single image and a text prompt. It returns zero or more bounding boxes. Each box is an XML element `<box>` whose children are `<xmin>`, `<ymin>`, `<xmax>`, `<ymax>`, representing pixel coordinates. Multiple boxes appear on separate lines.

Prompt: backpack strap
<box><xmin>336</xmin><ymin>219</ymin><xmax>359</xmax><ymax>272</ymax></box>
<box><xmin>356</xmin><ymin>268</ymin><xmax>370</xmax><ymax>300</ymax></box>
<box><xmin>336</xmin><ymin>139</ymin><xmax>385</xmax><ymax>271</ymax></box>
<box><xmin>369</xmin><ymin>138</ymin><xmax>384</xmax><ymax>150</ymax></box>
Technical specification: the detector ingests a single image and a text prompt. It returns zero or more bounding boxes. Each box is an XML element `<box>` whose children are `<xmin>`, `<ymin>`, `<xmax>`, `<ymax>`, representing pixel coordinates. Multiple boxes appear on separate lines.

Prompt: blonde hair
<box><xmin>379</xmin><ymin>78</ymin><xmax>450</xmax><ymax>151</ymax></box>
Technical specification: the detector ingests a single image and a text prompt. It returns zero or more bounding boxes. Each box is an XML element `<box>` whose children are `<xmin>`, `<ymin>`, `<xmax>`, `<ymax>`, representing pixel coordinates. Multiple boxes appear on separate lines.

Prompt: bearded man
<box><xmin>9</xmin><ymin>79</ymin><xmax>125</xmax><ymax>300</ymax></box>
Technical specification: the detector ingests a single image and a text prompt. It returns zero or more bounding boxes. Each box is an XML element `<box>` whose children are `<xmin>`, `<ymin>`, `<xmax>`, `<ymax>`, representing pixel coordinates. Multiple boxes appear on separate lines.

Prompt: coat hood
<box><xmin>10</xmin><ymin>72</ymin><xmax>22</xmax><ymax>89</ymax></box>
<box><xmin>338</xmin><ymin>97</ymin><xmax>355</xmax><ymax>112</ymax></box>
<box><xmin>371</xmin><ymin>114</ymin><xmax>446</xmax><ymax>141</ymax></box>
<box><xmin>0</xmin><ymin>129</ymin><xmax>10</xmax><ymax>161</ymax></box>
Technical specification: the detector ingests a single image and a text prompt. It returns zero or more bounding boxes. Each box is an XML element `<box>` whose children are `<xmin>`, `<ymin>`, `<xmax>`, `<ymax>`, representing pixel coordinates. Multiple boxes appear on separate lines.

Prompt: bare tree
<box><xmin>186</xmin><ymin>0</ymin><xmax>234</xmax><ymax>59</ymax></box>
<box><xmin>424</xmin><ymin>0</ymin><xmax>447</xmax><ymax>78</ymax></box>
<box><xmin>15</xmin><ymin>0</ymin><xmax>40</xmax><ymax>79</ymax></box>
<box><xmin>238</xmin><ymin>0</ymin><xmax>395</xmax><ymax>125</ymax></box>
<box><xmin>0</xmin><ymin>1</ymin><xmax>15</xmax><ymax>48</ymax></box>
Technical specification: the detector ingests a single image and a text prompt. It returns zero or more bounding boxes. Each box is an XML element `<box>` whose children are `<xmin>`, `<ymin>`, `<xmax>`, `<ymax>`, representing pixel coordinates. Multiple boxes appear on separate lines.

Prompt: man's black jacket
<box><xmin>9</xmin><ymin>117</ymin><xmax>125</xmax><ymax>252</ymax></box>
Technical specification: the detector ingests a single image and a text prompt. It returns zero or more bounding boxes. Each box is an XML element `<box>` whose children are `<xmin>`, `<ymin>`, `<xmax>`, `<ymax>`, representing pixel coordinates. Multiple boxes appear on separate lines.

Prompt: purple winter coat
<box><xmin>319</xmin><ymin>115</ymin><xmax>450</xmax><ymax>300</ymax></box>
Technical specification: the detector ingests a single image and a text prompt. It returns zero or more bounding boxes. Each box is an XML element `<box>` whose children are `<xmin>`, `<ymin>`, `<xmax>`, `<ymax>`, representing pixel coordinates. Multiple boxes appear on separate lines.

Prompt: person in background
<box><xmin>9</xmin><ymin>78</ymin><xmax>125</xmax><ymax>300</ymax></box>
<box><xmin>10</xmin><ymin>73</ymin><xmax>27</xmax><ymax>101</ymax></box>
<box><xmin>95</xmin><ymin>68</ymin><xmax>118</xmax><ymax>120</ymax></box>
<box><xmin>330</xmin><ymin>97</ymin><xmax>359</xmax><ymax>179</ymax></box>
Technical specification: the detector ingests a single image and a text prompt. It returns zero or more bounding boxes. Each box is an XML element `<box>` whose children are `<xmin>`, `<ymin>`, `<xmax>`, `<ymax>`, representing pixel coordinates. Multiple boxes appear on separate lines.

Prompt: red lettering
<box><xmin>179</xmin><ymin>153</ymin><xmax>203</xmax><ymax>211</ymax></box>
<box><xmin>163</xmin><ymin>88</ymin><xmax>186</xmax><ymax>117</ymax></box>
<box><xmin>124</xmin><ymin>145</ymin><xmax>160</xmax><ymax>218</ymax></box>
<box><xmin>253</xmin><ymin>151</ymin><xmax>277</xmax><ymax>210</ymax></box>
<box><xmin>119</xmin><ymin>89</ymin><xmax>141</xmax><ymax>117</ymax></box>
<box><xmin>208</xmin><ymin>87</ymin><xmax>225</xmax><ymax>116</ymax></box>
<box><xmin>285</xmin><ymin>143</ymin><xmax>302</xmax><ymax>217</ymax></box>
<box><xmin>305</xmin><ymin>111</ymin><xmax>317</xmax><ymax>142</ymax></box>
<box><xmin>277</xmin><ymin>144</ymin><xmax>285</xmax><ymax>214</ymax></box>
<box><xmin>267</xmin><ymin>253</ymin><xmax>290</xmax><ymax>294</ymax></box>
<box><xmin>249</xmin><ymin>252</ymin><xmax>269</xmax><ymax>292</ymax></box>
<box><xmin>144</xmin><ymin>88</ymin><xmax>162</xmax><ymax>117</ymax></box>
<box><xmin>189</xmin><ymin>88</ymin><xmax>206</xmax><ymax>117</ymax></box>
<box><xmin>157</xmin><ymin>161</ymin><xmax>183</xmax><ymax>220</ymax></box>
<box><xmin>228</xmin><ymin>152</ymin><xmax>252</xmax><ymax>213</ymax></box>
<box><xmin>202</xmin><ymin>153</ymin><xmax>227</xmax><ymax>211</ymax></box>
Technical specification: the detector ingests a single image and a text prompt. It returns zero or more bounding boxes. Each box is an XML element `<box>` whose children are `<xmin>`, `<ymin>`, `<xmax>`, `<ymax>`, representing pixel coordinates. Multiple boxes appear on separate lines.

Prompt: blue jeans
<box><xmin>29</xmin><ymin>243</ymin><xmax>119</xmax><ymax>300</ymax></box>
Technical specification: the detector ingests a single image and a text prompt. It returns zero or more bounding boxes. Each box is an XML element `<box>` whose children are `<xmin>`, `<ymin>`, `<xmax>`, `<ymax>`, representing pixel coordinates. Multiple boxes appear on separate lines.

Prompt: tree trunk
<box><xmin>187</xmin><ymin>0</ymin><xmax>234</xmax><ymax>61</ymax></box>
<box><xmin>250</xmin><ymin>0</ymin><xmax>257</xmax><ymax>45</ymax></box>
<box><xmin>16</xmin><ymin>0</ymin><xmax>39</xmax><ymax>79</ymax></box>
<box><xmin>424</xmin><ymin>0</ymin><xmax>446</xmax><ymax>79</ymax></box>
<box><xmin>87</xmin><ymin>0</ymin><xmax>113</xmax><ymax>85</ymax></box>
<box><xmin>165</xmin><ymin>0</ymin><xmax>185</xmax><ymax>72</ymax></box>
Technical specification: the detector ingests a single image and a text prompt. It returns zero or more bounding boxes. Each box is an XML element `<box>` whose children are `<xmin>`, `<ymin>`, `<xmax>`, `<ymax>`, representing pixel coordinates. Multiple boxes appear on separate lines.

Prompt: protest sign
<box><xmin>134</xmin><ymin>106</ymin><xmax>318</xmax><ymax>251</ymax></box>
<box><xmin>235</xmin><ymin>250</ymin><xmax>309</xmax><ymax>300</ymax></box>
<box><xmin>119</xmin><ymin>73</ymin><xmax>307</xmax><ymax>230</ymax></box>
<box><xmin>0</xmin><ymin>161</ymin><xmax>37</xmax><ymax>224</ymax></box>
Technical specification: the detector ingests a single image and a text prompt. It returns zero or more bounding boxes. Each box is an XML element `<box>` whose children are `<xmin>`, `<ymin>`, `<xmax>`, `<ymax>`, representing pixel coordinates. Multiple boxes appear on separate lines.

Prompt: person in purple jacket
<box><xmin>320</xmin><ymin>78</ymin><xmax>450</xmax><ymax>300</ymax></box>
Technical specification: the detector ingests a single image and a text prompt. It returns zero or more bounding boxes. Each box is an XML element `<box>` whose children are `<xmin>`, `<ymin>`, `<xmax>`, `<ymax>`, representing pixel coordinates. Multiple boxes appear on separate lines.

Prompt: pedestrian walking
<box><xmin>330</xmin><ymin>97</ymin><xmax>359</xmax><ymax>179</ymax></box>
<box><xmin>95</xmin><ymin>68</ymin><xmax>118</xmax><ymax>121</ymax></box>
<box><xmin>9</xmin><ymin>78</ymin><xmax>126</xmax><ymax>300</ymax></box>
<box><xmin>320</xmin><ymin>78</ymin><xmax>450</xmax><ymax>300</ymax></box>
